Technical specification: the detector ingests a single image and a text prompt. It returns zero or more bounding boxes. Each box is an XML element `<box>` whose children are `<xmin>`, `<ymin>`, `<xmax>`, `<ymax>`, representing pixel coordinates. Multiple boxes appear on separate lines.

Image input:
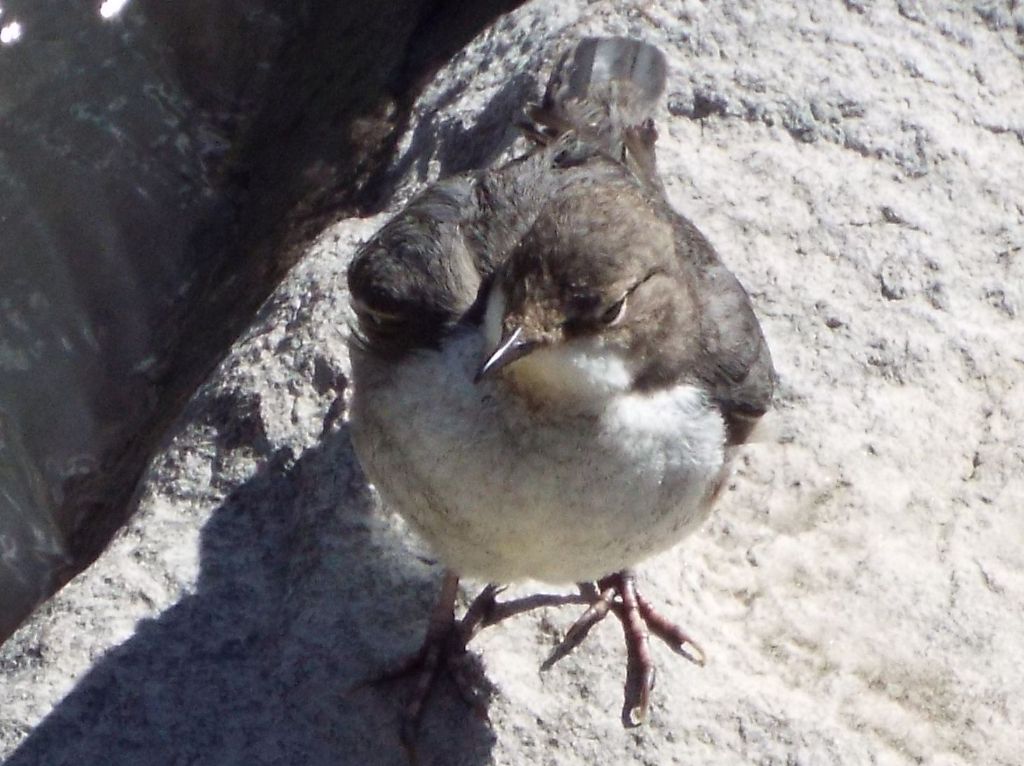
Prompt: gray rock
<box><xmin>0</xmin><ymin>0</ymin><xmax>530</xmax><ymax>643</ymax></box>
<box><xmin>2</xmin><ymin>1</ymin><xmax>1022</xmax><ymax>764</ymax></box>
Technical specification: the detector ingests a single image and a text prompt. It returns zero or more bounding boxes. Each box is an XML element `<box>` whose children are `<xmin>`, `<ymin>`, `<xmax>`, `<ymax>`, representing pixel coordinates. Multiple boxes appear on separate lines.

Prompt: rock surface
<box><xmin>0</xmin><ymin>0</ymin><xmax>526</xmax><ymax>644</ymax></box>
<box><xmin>2</xmin><ymin>1</ymin><xmax>1022</xmax><ymax>764</ymax></box>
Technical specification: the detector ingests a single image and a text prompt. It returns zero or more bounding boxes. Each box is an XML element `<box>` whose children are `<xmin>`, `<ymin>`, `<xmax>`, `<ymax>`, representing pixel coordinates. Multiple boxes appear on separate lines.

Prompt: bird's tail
<box><xmin>524</xmin><ymin>37</ymin><xmax>667</xmax><ymax>176</ymax></box>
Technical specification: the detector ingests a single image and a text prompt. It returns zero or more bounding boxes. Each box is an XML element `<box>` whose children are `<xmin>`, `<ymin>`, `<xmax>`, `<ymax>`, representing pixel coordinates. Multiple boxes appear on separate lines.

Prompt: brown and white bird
<box><xmin>347</xmin><ymin>37</ymin><xmax>774</xmax><ymax>740</ymax></box>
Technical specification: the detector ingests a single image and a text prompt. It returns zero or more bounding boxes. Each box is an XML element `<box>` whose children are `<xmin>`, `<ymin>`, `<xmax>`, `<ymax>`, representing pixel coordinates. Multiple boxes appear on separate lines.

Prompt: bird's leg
<box><xmin>374</xmin><ymin>576</ymin><xmax>590</xmax><ymax>734</ymax></box>
<box><xmin>542</xmin><ymin>569</ymin><xmax>706</xmax><ymax>727</ymax></box>
<box><xmin>382</xmin><ymin>570</ymin><xmax>461</xmax><ymax>755</ymax></box>
<box><xmin>374</xmin><ymin>575</ymin><xmax>626</xmax><ymax>757</ymax></box>
<box><xmin>444</xmin><ymin>584</ymin><xmax>502</xmax><ymax>714</ymax></box>
<box><xmin>363</xmin><ymin>571</ymin><xmax>489</xmax><ymax>761</ymax></box>
<box><xmin>364</xmin><ymin>575</ymin><xmax>455</xmax><ymax>688</ymax></box>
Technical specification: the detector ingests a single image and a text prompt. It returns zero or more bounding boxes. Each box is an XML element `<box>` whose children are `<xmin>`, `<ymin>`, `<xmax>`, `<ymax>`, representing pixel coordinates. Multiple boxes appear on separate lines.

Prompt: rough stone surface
<box><xmin>2</xmin><ymin>1</ymin><xmax>1022</xmax><ymax>764</ymax></box>
<box><xmin>0</xmin><ymin>0</ymin><xmax>527</xmax><ymax>645</ymax></box>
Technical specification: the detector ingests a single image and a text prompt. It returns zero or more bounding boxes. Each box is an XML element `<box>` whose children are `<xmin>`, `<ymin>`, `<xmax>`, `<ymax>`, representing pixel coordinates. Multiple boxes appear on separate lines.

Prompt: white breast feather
<box><xmin>351</xmin><ymin>329</ymin><xmax>726</xmax><ymax>584</ymax></box>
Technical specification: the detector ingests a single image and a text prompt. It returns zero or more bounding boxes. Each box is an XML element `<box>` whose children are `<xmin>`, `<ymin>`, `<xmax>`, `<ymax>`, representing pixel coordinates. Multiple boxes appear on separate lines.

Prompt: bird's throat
<box><xmin>501</xmin><ymin>342</ymin><xmax>634</xmax><ymax>409</ymax></box>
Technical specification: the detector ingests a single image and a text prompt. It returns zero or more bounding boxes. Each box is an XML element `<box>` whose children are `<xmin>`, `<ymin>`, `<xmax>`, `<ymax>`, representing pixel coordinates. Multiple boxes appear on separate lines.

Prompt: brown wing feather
<box><xmin>670</xmin><ymin>213</ymin><xmax>774</xmax><ymax>444</ymax></box>
<box><xmin>347</xmin><ymin>177</ymin><xmax>489</xmax><ymax>357</ymax></box>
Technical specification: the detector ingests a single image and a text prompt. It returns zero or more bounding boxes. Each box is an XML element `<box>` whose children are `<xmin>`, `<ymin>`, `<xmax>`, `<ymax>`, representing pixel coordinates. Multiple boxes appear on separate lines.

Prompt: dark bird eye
<box><xmin>600</xmin><ymin>295</ymin><xmax>628</xmax><ymax>326</ymax></box>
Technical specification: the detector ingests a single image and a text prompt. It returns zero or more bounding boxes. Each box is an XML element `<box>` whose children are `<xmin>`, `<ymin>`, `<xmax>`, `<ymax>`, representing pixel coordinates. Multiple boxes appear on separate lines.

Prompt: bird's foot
<box><xmin>364</xmin><ymin>573</ymin><xmax>497</xmax><ymax>762</ymax></box>
<box><xmin>542</xmin><ymin>569</ymin><xmax>705</xmax><ymax>727</ymax></box>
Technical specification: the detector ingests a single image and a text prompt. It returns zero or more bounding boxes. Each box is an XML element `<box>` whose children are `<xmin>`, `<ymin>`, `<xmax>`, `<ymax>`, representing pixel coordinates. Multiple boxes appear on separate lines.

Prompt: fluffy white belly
<box><xmin>350</xmin><ymin>329</ymin><xmax>726</xmax><ymax>584</ymax></box>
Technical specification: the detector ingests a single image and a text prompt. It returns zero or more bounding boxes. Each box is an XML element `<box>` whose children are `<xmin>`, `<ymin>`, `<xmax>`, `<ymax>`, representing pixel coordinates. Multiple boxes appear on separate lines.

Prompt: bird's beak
<box><xmin>475</xmin><ymin>326</ymin><xmax>540</xmax><ymax>383</ymax></box>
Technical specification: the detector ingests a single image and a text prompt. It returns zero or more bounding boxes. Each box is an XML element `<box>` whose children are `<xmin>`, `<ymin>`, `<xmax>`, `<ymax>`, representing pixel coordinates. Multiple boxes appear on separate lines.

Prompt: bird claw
<box><xmin>635</xmin><ymin>589</ymin><xmax>707</xmax><ymax>667</ymax></box>
<box><xmin>367</xmin><ymin>568</ymin><xmax>703</xmax><ymax>759</ymax></box>
<box><xmin>623</xmin><ymin>662</ymin><xmax>655</xmax><ymax>727</ymax></box>
<box><xmin>543</xmin><ymin>570</ymin><xmax>705</xmax><ymax>727</ymax></box>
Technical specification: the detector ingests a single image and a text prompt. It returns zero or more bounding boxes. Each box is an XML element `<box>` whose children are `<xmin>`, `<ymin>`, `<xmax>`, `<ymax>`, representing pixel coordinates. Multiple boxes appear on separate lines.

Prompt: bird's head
<box><xmin>477</xmin><ymin>182</ymin><xmax>691</xmax><ymax>403</ymax></box>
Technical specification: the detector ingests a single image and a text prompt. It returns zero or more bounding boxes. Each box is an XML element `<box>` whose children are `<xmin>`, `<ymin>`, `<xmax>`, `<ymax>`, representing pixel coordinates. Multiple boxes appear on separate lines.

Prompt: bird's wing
<box><xmin>347</xmin><ymin>176</ymin><xmax>491</xmax><ymax>357</ymax></box>
<box><xmin>670</xmin><ymin>212</ymin><xmax>775</xmax><ymax>445</ymax></box>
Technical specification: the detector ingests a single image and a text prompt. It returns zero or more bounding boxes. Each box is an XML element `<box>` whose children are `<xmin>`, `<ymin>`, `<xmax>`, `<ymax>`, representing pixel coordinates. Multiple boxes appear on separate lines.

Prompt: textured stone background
<box><xmin>2</xmin><ymin>1</ymin><xmax>1022</xmax><ymax>764</ymax></box>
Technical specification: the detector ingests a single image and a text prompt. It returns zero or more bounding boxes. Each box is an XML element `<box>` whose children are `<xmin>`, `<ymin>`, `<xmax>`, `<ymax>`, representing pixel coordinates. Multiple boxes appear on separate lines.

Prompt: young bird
<box><xmin>347</xmin><ymin>36</ymin><xmax>774</xmax><ymax>742</ymax></box>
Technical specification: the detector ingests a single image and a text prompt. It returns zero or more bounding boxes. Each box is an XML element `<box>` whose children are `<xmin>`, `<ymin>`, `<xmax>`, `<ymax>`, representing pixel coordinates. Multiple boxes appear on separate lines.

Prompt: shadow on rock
<box><xmin>371</xmin><ymin>72</ymin><xmax>539</xmax><ymax>206</ymax></box>
<box><xmin>4</xmin><ymin>409</ymin><xmax>496</xmax><ymax>766</ymax></box>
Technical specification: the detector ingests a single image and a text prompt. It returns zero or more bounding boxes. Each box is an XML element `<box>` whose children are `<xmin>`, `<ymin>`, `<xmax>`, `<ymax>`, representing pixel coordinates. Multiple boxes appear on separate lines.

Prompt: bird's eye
<box><xmin>600</xmin><ymin>295</ymin><xmax>628</xmax><ymax>326</ymax></box>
